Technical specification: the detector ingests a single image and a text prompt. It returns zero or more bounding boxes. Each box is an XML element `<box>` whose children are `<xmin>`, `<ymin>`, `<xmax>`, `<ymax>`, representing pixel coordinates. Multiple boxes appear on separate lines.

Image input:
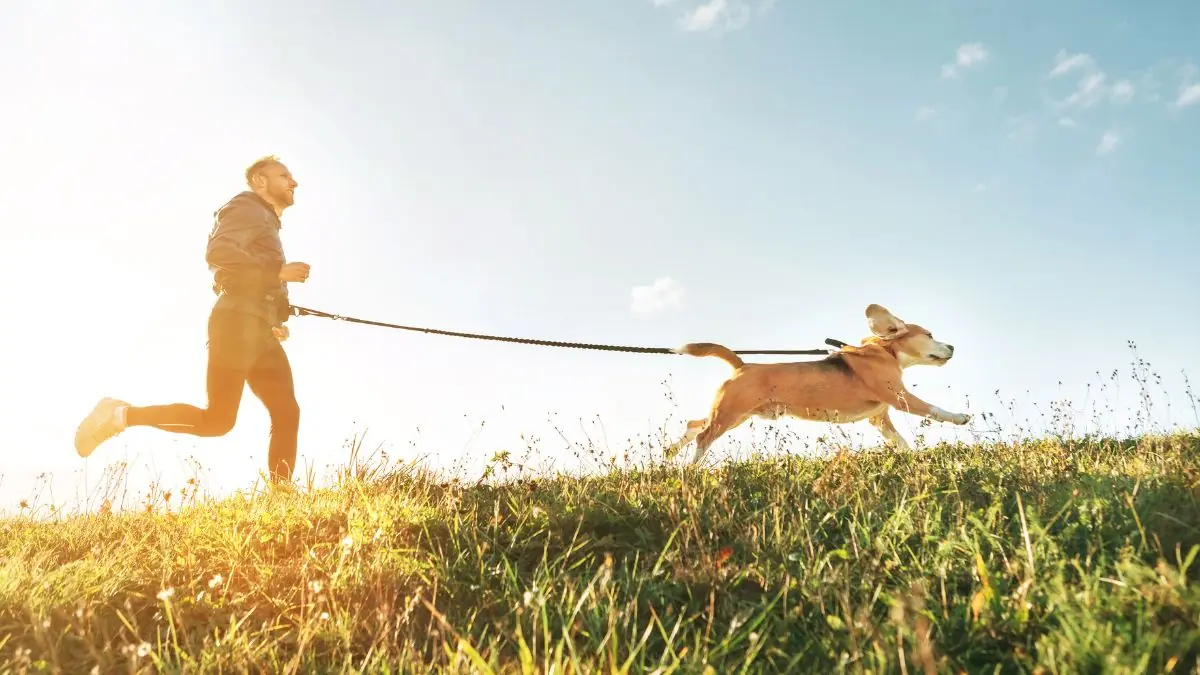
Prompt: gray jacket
<box><xmin>205</xmin><ymin>191</ymin><xmax>290</xmax><ymax>326</ymax></box>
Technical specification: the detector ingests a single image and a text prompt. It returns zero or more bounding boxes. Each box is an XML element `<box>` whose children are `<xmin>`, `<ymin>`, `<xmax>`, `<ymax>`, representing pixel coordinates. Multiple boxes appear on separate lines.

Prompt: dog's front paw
<box><xmin>952</xmin><ymin>412</ymin><xmax>971</xmax><ymax>425</ymax></box>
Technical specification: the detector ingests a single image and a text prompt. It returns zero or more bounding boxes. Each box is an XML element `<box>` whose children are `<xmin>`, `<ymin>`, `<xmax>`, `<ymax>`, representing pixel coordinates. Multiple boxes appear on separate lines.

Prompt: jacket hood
<box><xmin>214</xmin><ymin>191</ymin><xmax>281</xmax><ymax>228</ymax></box>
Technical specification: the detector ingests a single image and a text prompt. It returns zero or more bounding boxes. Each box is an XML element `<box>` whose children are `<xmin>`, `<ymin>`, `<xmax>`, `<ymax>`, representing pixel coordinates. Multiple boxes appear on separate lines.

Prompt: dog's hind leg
<box><xmin>690</xmin><ymin>405</ymin><xmax>753</xmax><ymax>465</ymax></box>
<box><xmin>664</xmin><ymin>419</ymin><xmax>706</xmax><ymax>460</ymax></box>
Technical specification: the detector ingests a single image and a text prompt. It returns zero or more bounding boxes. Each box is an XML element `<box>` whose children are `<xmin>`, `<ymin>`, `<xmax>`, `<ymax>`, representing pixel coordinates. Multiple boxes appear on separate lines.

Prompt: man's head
<box><xmin>245</xmin><ymin>155</ymin><xmax>297</xmax><ymax>214</ymax></box>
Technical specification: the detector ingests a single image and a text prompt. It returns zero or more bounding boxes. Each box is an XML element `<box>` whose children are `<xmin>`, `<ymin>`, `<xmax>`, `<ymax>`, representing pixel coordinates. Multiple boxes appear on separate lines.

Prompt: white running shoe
<box><xmin>75</xmin><ymin>397</ymin><xmax>129</xmax><ymax>458</ymax></box>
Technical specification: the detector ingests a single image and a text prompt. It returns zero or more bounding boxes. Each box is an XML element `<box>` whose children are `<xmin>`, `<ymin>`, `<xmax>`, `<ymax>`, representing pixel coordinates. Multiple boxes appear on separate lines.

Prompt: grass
<box><xmin>2</xmin><ymin>354</ymin><xmax>1200</xmax><ymax>672</ymax></box>
<box><xmin>3</xmin><ymin>433</ymin><xmax>1198</xmax><ymax>673</ymax></box>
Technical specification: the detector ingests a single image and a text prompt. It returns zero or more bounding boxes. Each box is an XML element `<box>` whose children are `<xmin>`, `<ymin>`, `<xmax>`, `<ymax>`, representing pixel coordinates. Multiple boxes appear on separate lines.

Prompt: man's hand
<box><xmin>272</xmin><ymin>325</ymin><xmax>289</xmax><ymax>342</ymax></box>
<box><xmin>279</xmin><ymin>262</ymin><xmax>311</xmax><ymax>283</ymax></box>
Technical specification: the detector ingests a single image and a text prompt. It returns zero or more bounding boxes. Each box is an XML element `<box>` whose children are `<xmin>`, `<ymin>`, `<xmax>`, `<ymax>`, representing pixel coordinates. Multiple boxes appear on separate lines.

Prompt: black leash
<box><xmin>290</xmin><ymin>305</ymin><xmax>849</xmax><ymax>356</ymax></box>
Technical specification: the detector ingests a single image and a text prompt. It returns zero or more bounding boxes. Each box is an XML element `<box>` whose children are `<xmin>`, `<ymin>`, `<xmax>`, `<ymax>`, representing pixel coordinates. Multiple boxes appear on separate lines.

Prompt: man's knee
<box><xmin>200</xmin><ymin>409</ymin><xmax>238</xmax><ymax>437</ymax></box>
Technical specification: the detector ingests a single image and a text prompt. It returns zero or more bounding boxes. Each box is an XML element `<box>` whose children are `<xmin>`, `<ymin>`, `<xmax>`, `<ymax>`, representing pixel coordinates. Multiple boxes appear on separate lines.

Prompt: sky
<box><xmin>1</xmin><ymin>0</ymin><xmax>1198</xmax><ymax>516</ymax></box>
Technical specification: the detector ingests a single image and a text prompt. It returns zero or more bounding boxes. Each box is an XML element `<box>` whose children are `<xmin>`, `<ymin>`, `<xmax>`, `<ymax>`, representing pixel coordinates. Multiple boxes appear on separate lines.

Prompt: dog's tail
<box><xmin>673</xmin><ymin>342</ymin><xmax>745</xmax><ymax>369</ymax></box>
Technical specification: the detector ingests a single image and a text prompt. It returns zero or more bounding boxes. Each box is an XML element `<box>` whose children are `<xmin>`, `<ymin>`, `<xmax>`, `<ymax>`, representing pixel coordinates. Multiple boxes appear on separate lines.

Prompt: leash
<box><xmin>290</xmin><ymin>305</ymin><xmax>849</xmax><ymax>356</ymax></box>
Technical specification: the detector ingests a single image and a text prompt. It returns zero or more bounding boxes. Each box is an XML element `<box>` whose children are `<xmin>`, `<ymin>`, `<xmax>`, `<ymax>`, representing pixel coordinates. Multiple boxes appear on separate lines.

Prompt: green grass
<box><xmin>2</xmin><ymin>428</ymin><xmax>1199</xmax><ymax>673</ymax></box>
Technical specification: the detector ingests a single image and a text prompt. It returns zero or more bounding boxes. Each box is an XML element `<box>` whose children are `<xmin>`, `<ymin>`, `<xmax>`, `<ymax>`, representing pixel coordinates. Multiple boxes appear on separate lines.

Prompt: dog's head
<box><xmin>863</xmin><ymin>304</ymin><xmax>955</xmax><ymax>368</ymax></box>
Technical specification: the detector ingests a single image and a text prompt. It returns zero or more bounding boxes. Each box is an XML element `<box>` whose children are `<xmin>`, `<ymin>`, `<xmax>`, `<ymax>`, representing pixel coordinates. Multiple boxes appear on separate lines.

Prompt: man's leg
<box><xmin>122</xmin><ymin>361</ymin><xmax>246</xmax><ymax>436</ymax></box>
<box><xmin>245</xmin><ymin>338</ymin><xmax>300</xmax><ymax>483</ymax></box>
<box><xmin>74</xmin><ymin>309</ymin><xmax>261</xmax><ymax>458</ymax></box>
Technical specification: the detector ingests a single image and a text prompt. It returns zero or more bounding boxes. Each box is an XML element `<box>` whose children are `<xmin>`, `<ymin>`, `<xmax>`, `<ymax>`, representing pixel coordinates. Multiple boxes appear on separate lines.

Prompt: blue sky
<box><xmin>1</xmin><ymin>0</ymin><xmax>1198</xmax><ymax>513</ymax></box>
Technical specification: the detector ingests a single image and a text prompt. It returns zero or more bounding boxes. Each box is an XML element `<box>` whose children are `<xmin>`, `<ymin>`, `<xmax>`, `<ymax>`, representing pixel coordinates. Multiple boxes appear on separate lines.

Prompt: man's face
<box><xmin>258</xmin><ymin>162</ymin><xmax>298</xmax><ymax>209</ymax></box>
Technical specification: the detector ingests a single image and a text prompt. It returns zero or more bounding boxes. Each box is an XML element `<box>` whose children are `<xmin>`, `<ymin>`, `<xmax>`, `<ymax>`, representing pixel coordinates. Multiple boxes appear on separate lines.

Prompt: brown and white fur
<box><xmin>666</xmin><ymin>304</ymin><xmax>970</xmax><ymax>464</ymax></box>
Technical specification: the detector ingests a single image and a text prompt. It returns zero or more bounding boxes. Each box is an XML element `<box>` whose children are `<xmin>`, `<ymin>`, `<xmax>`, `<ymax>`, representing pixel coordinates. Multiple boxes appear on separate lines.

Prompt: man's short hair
<box><xmin>244</xmin><ymin>155</ymin><xmax>282</xmax><ymax>188</ymax></box>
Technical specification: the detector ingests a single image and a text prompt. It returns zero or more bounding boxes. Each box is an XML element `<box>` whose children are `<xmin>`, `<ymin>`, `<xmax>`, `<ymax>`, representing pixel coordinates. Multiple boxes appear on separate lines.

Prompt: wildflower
<box><xmin>208</xmin><ymin>574</ymin><xmax>223</xmax><ymax>589</ymax></box>
<box><xmin>157</xmin><ymin>587</ymin><xmax>175</xmax><ymax>602</ymax></box>
<box><xmin>137</xmin><ymin>643</ymin><xmax>152</xmax><ymax>658</ymax></box>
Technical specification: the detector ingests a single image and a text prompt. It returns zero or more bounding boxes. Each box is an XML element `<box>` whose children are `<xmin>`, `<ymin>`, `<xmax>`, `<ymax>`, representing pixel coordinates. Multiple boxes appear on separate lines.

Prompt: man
<box><xmin>74</xmin><ymin>155</ymin><xmax>312</xmax><ymax>484</ymax></box>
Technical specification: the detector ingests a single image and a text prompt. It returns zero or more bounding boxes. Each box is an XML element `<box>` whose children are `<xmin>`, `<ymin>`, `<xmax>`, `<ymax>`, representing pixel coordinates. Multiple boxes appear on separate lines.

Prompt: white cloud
<box><xmin>681</xmin><ymin>0</ymin><xmax>724</xmax><ymax>31</ymax></box>
<box><xmin>1096</xmin><ymin>131</ymin><xmax>1120</xmax><ymax>155</ymax></box>
<box><xmin>940</xmin><ymin>43</ymin><xmax>989</xmax><ymax>79</ymax></box>
<box><xmin>1049</xmin><ymin>52</ymin><xmax>1138</xmax><ymax>109</ymax></box>
<box><xmin>1064</xmin><ymin>72</ymin><xmax>1109</xmax><ymax>108</ymax></box>
<box><xmin>1177</xmin><ymin>83</ymin><xmax>1200</xmax><ymax>108</ymax></box>
<box><xmin>914</xmin><ymin>106</ymin><xmax>938</xmax><ymax>122</ymax></box>
<box><xmin>631</xmin><ymin>277</ymin><xmax>685</xmax><ymax>315</ymax></box>
<box><xmin>1110</xmin><ymin>79</ymin><xmax>1135</xmax><ymax>103</ymax></box>
<box><xmin>957</xmin><ymin>43</ymin><xmax>989</xmax><ymax>66</ymax></box>
<box><xmin>1058</xmin><ymin>117</ymin><xmax>1078</xmax><ymax>128</ymax></box>
<box><xmin>1124</xmin><ymin>57</ymin><xmax>1197</xmax><ymax>107</ymax></box>
<box><xmin>652</xmin><ymin>0</ymin><xmax>762</xmax><ymax>32</ymax></box>
<box><xmin>1049</xmin><ymin>50</ymin><xmax>1094</xmax><ymax>77</ymax></box>
<box><xmin>679</xmin><ymin>0</ymin><xmax>751</xmax><ymax>32</ymax></box>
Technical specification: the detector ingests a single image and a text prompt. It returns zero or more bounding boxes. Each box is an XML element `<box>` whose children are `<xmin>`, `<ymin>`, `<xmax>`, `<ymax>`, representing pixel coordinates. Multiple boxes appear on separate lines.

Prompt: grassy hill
<box><xmin>1</xmin><ymin>430</ymin><xmax>1198</xmax><ymax>673</ymax></box>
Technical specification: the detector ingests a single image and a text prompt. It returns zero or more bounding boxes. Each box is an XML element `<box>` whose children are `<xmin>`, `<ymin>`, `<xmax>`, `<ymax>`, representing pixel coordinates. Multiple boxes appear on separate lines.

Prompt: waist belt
<box><xmin>215</xmin><ymin>287</ymin><xmax>284</xmax><ymax>325</ymax></box>
<box><xmin>216</xmin><ymin>285</ymin><xmax>279</xmax><ymax>300</ymax></box>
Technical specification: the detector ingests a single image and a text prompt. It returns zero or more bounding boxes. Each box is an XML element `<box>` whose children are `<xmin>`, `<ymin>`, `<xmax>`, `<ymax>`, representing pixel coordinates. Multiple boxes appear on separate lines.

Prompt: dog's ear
<box><xmin>865</xmin><ymin>303</ymin><xmax>906</xmax><ymax>338</ymax></box>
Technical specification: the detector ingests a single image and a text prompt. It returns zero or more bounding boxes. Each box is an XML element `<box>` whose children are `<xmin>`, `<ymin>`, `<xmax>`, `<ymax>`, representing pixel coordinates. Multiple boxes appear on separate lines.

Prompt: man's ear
<box><xmin>865</xmin><ymin>303</ymin><xmax>906</xmax><ymax>338</ymax></box>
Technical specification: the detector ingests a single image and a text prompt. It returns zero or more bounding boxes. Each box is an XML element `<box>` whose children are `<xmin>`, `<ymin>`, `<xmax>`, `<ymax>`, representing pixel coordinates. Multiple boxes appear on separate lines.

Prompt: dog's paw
<box><xmin>952</xmin><ymin>412</ymin><xmax>971</xmax><ymax>425</ymax></box>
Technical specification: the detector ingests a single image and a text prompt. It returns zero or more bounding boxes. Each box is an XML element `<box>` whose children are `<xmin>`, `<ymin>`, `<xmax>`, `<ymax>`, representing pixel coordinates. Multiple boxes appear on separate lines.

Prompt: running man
<box><xmin>74</xmin><ymin>155</ymin><xmax>311</xmax><ymax>484</ymax></box>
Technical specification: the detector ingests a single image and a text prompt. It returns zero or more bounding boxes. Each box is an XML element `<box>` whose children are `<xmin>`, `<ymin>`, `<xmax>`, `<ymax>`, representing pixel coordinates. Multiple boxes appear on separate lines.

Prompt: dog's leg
<box><xmin>690</xmin><ymin>406</ymin><xmax>752</xmax><ymax>465</ymax></box>
<box><xmin>868</xmin><ymin>411</ymin><xmax>910</xmax><ymax>449</ymax></box>
<box><xmin>664</xmin><ymin>419</ymin><xmax>706</xmax><ymax>460</ymax></box>
<box><xmin>875</xmin><ymin>385</ymin><xmax>970</xmax><ymax>426</ymax></box>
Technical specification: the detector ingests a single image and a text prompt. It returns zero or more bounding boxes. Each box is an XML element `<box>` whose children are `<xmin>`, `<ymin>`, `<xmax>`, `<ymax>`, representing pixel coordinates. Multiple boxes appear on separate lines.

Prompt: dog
<box><xmin>665</xmin><ymin>303</ymin><xmax>971</xmax><ymax>464</ymax></box>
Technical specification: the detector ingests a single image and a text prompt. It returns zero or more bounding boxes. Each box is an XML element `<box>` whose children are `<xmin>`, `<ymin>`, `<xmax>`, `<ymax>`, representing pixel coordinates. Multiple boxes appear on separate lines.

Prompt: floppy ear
<box><xmin>865</xmin><ymin>303</ymin><xmax>906</xmax><ymax>338</ymax></box>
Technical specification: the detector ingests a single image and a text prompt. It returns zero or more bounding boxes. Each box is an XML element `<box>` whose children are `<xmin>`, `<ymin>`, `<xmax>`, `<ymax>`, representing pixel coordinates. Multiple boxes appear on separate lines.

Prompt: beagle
<box><xmin>667</xmin><ymin>304</ymin><xmax>970</xmax><ymax>463</ymax></box>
